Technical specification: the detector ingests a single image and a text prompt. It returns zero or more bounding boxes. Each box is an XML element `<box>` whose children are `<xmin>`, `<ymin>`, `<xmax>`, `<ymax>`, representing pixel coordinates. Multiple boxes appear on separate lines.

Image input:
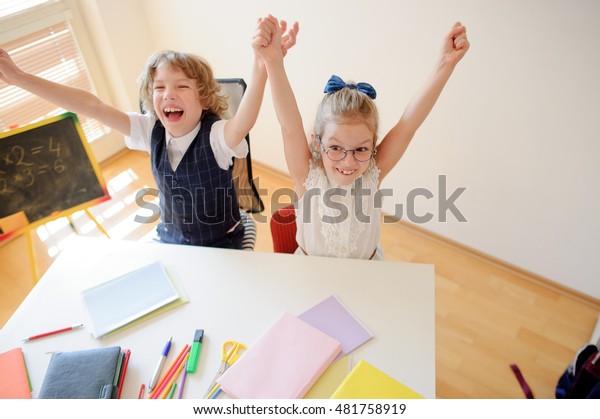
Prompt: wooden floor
<box><xmin>2</xmin><ymin>149</ymin><xmax>599</xmax><ymax>399</ymax></box>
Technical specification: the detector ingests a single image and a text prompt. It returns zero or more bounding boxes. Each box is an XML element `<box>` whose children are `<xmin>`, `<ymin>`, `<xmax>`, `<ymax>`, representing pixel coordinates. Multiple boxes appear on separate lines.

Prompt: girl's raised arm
<box><xmin>224</xmin><ymin>17</ymin><xmax>300</xmax><ymax>152</ymax></box>
<box><xmin>375</xmin><ymin>22</ymin><xmax>470</xmax><ymax>181</ymax></box>
<box><xmin>255</xmin><ymin>16</ymin><xmax>310</xmax><ymax>190</ymax></box>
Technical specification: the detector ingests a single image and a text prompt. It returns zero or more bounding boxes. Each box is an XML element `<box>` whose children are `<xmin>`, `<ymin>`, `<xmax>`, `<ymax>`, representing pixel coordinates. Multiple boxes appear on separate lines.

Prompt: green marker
<box><xmin>187</xmin><ymin>329</ymin><xmax>204</xmax><ymax>373</ymax></box>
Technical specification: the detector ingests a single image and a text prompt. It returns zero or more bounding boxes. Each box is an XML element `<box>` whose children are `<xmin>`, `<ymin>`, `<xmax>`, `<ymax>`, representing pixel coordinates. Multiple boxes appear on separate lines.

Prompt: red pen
<box><xmin>138</xmin><ymin>383</ymin><xmax>146</xmax><ymax>399</ymax></box>
<box><xmin>117</xmin><ymin>349</ymin><xmax>131</xmax><ymax>399</ymax></box>
<box><xmin>22</xmin><ymin>323</ymin><xmax>84</xmax><ymax>342</ymax></box>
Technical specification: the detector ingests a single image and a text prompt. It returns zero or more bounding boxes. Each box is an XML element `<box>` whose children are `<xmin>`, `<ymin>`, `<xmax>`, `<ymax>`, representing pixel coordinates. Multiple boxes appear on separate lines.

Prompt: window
<box><xmin>0</xmin><ymin>0</ymin><xmax>49</xmax><ymax>18</ymax></box>
<box><xmin>0</xmin><ymin>1</ymin><xmax>109</xmax><ymax>142</ymax></box>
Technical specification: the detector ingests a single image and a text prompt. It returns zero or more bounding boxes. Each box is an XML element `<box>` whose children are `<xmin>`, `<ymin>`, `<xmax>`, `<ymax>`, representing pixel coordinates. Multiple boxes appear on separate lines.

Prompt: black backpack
<box><xmin>555</xmin><ymin>342</ymin><xmax>600</xmax><ymax>398</ymax></box>
<box><xmin>510</xmin><ymin>339</ymin><xmax>600</xmax><ymax>399</ymax></box>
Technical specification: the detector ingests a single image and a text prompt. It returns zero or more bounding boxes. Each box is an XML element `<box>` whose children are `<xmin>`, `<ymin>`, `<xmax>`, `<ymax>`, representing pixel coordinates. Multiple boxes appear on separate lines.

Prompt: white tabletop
<box><xmin>0</xmin><ymin>237</ymin><xmax>435</xmax><ymax>399</ymax></box>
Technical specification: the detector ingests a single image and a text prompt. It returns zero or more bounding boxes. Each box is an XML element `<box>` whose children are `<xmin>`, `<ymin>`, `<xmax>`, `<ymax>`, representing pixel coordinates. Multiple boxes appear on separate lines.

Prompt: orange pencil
<box><xmin>149</xmin><ymin>344</ymin><xmax>189</xmax><ymax>399</ymax></box>
<box><xmin>150</xmin><ymin>345</ymin><xmax>190</xmax><ymax>399</ymax></box>
<box><xmin>152</xmin><ymin>347</ymin><xmax>190</xmax><ymax>399</ymax></box>
<box><xmin>161</xmin><ymin>353</ymin><xmax>190</xmax><ymax>399</ymax></box>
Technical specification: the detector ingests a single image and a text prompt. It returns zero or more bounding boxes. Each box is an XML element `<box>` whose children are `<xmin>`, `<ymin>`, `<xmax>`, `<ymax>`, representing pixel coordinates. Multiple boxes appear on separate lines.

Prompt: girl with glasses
<box><xmin>256</xmin><ymin>15</ymin><xmax>469</xmax><ymax>259</ymax></box>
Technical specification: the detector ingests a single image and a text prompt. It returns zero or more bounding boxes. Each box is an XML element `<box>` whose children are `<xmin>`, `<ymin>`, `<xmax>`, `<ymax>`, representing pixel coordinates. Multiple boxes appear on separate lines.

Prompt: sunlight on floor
<box><xmin>107</xmin><ymin>169</ymin><xmax>138</xmax><ymax>194</ymax></box>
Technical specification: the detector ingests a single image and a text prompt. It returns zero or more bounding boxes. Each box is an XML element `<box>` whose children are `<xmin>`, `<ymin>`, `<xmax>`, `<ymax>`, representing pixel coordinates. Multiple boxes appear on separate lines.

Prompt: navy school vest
<box><xmin>150</xmin><ymin>113</ymin><xmax>240</xmax><ymax>245</ymax></box>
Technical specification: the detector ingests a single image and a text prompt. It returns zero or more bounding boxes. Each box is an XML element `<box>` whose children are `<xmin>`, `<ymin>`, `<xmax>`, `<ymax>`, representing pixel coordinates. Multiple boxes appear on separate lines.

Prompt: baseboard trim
<box><xmin>388</xmin><ymin>216</ymin><xmax>600</xmax><ymax>310</ymax></box>
<box><xmin>98</xmin><ymin>148</ymin><xmax>132</xmax><ymax>168</ymax></box>
<box><xmin>253</xmin><ymin>162</ymin><xmax>600</xmax><ymax>310</ymax></box>
<box><xmin>253</xmin><ymin>162</ymin><xmax>292</xmax><ymax>184</ymax></box>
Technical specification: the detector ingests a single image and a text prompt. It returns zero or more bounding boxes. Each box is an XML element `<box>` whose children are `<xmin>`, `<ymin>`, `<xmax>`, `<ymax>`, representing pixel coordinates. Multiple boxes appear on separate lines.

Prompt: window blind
<box><xmin>0</xmin><ymin>21</ymin><xmax>109</xmax><ymax>141</ymax></box>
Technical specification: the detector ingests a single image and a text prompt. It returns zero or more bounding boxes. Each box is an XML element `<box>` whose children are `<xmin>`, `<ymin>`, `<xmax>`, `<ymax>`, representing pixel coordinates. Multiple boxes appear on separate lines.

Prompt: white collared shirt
<box><xmin>165</xmin><ymin>123</ymin><xmax>200</xmax><ymax>171</ymax></box>
<box><xmin>125</xmin><ymin>112</ymin><xmax>248</xmax><ymax>170</ymax></box>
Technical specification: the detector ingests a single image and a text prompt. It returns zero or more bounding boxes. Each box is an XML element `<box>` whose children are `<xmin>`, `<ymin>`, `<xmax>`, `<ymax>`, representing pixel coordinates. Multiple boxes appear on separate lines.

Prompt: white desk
<box><xmin>0</xmin><ymin>237</ymin><xmax>435</xmax><ymax>398</ymax></box>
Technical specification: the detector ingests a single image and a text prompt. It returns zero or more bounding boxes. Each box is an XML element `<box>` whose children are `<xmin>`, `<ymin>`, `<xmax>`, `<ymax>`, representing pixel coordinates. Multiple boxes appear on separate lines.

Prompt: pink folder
<box><xmin>217</xmin><ymin>312</ymin><xmax>342</xmax><ymax>398</ymax></box>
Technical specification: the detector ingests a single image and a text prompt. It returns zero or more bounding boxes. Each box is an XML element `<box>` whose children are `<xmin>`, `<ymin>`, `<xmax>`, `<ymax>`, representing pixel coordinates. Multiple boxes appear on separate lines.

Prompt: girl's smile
<box><xmin>317</xmin><ymin>121</ymin><xmax>376</xmax><ymax>186</ymax></box>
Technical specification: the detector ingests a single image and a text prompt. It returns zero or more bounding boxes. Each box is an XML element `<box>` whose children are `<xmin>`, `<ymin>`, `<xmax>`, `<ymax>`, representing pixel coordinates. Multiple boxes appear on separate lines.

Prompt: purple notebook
<box><xmin>298</xmin><ymin>295</ymin><xmax>373</xmax><ymax>357</ymax></box>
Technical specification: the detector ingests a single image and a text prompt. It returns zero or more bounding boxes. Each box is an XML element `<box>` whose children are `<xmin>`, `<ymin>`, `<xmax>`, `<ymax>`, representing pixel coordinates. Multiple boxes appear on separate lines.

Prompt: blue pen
<box><xmin>149</xmin><ymin>337</ymin><xmax>172</xmax><ymax>391</ymax></box>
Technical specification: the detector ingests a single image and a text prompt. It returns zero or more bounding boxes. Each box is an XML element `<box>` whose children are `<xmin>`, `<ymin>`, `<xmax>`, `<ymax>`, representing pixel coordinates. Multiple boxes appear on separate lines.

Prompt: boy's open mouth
<box><xmin>163</xmin><ymin>107</ymin><xmax>184</xmax><ymax>122</ymax></box>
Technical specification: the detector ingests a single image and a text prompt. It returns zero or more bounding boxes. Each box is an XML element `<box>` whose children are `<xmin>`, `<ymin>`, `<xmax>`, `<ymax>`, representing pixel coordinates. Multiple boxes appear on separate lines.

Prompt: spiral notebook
<box><xmin>81</xmin><ymin>261</ymin><xmax>181</xmax><ymax>338</ymax></box>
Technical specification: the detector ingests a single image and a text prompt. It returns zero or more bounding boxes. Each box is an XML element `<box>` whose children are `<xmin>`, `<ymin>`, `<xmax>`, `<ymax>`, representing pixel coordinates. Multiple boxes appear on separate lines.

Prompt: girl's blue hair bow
<box><xmin>324</xmin><ymin>75</ymin><xmax>377</xmax><ymax>99</ymax></box>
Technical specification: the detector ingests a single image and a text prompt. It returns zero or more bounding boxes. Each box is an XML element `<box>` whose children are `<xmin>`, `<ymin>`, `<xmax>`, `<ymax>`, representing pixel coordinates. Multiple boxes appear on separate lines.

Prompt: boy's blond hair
<box><xmin>138</xmin><ymin>50</ymin><xmax>228</xmax><ymax>119</ymax></box>
<box><xmin>313</xmin><ymin>85</ymin><xmax>379</xmax><ymax>141</ymax></box>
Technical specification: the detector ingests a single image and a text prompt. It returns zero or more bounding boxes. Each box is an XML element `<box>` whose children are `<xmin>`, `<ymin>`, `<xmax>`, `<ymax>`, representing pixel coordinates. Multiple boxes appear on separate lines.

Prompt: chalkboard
<box><xmin>0</xmin><ymin>112</ymin><xmax>109</xmax><ymax>227</ymax></box>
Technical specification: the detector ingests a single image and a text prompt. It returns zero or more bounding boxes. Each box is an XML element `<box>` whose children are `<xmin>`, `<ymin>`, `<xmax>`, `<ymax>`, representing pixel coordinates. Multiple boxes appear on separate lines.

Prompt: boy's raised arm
<box><xmin>0</xmin><ymin>48</ymin><xmax>130</xmax><ymax>136</ymax></box>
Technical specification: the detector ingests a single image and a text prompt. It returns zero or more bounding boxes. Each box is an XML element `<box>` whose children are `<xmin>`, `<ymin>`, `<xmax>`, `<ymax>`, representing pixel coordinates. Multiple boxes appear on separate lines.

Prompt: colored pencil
<box><xmin>22</xmin><ymin>323</ymin><xmax>83</xmax><ymax>342</ymax></box>
<box><xmin>138</xmin><ymin>383</ymin><xmax>146</xmax><ymax>399</ymax></box>
<box><xmin>148</xmin><ymin>343</ymin><xmax>189</xmax><ymax>399</ymax></box>
<box><xmin>160</xmin><ymin>353</ymin><xmax>189</xmax><ymax>399</ymax></box>
<box><xmin>177</xmin><ymin>362</ymin><xmax>188</xmax><ymax>399</ymax></box>
<box><xmin>151</xmin><ymin>346</ymin><xmax>190</xmax><ymax>399</ymax></box>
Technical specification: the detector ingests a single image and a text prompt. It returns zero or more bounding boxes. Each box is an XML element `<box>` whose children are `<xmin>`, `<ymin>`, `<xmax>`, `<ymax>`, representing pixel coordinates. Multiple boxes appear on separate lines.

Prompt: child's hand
<box><xmin>253</xmin><ymin>15</ymin><xmax>299</xmax><ymax>62</ymax></box>
<box><xmin>280</xmin><ymin>20</ymin><xmax>299</xmax><ymax>58</ymax></box>
<box><xmin>253</xmin><ymin>15</ymin><xmax>282</xmax><ymax>61</ymax></box>
<box><xmin>440</xmin><ymin>22</ymin><xmax>470</xmax><ymax>66</ymax></box>
<box><xmin>0</xmin><ymin>48</ymin><xmax>23</xmax><ymax>85</ymax></box>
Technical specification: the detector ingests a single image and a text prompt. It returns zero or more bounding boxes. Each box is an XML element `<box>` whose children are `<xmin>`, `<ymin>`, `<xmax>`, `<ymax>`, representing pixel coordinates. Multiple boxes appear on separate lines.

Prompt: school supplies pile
<box><xmin>38</xmin><ymin>346</ymin><xmax>130</xmax><ymax>399</ymax></box>
<box><xmin>0</xmin><ymin>348</ymin><xmax>32</xmax><ymax>398</ymax></box>
<box><xmin>214</xmin><ymin>295</ymin><xmax>382</xmax><ymax>399</ymax></box>
<box><xmin>145</xmin><ymin>329</ymin><xmax>205</xmax><ymax>399</ymax></box>
<box><xmin>81</xmin><ymin>261</ymin><xmax>187</xmax><ymax>338</ymax></box>
<box><xmin>148</xmin><ymin>344</ymin><xmax>190</xmax><ymax>399</ymax></box>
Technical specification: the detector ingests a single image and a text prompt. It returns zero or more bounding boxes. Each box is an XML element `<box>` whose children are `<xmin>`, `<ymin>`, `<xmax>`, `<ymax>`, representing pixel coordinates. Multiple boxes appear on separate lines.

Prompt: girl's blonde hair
<box><xmin>313</xmin><ymin>85</ymin><xmax>379</xmax><ymax>140</ymax></box>
<box><xmin>138</xmin><ymin>50</ymin><xmax>228</xmax><ymax>119</ymax></box>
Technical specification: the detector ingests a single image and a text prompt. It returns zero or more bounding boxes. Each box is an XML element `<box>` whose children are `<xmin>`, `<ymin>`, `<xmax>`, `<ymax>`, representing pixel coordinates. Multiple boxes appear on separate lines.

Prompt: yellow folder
<box><xmin>331</xmin><ymin>360</ymin><xmax>424</xmax><ymax>399</ymax></box>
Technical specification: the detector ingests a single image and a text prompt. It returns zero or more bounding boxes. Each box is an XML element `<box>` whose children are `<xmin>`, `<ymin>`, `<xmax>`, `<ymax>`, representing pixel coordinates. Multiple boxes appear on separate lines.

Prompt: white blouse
<box><xmin>295</xmin><ymin>158</ymin><xmax>384</xmax><ymax>260</ymax></box>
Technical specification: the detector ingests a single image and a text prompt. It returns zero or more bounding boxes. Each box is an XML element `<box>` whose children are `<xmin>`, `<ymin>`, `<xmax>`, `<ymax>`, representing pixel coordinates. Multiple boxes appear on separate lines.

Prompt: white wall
<box><xmin>76</xmin><ymin>0</ymin><xmax>600</xmax><ymax>298</ymax></box>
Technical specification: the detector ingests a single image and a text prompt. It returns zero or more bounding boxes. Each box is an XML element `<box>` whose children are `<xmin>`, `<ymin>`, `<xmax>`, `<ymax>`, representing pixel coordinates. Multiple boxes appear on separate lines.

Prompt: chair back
<box><xmin>270</xmin><ymin>204</ymin><xmax>298</xmax><ymax>254</ymax></box>
<box><xmin>217</xmin><ymin>78</ymin><xmax>264</xmax><ymax>213</ymax></box>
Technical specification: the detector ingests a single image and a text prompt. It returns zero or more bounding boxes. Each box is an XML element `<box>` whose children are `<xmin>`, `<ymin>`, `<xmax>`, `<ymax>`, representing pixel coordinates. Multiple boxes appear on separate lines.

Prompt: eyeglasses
<box><xmin>318</xmin><ymin>137</ymin><xmax>376</xmax><ymax>162</ymax></box>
